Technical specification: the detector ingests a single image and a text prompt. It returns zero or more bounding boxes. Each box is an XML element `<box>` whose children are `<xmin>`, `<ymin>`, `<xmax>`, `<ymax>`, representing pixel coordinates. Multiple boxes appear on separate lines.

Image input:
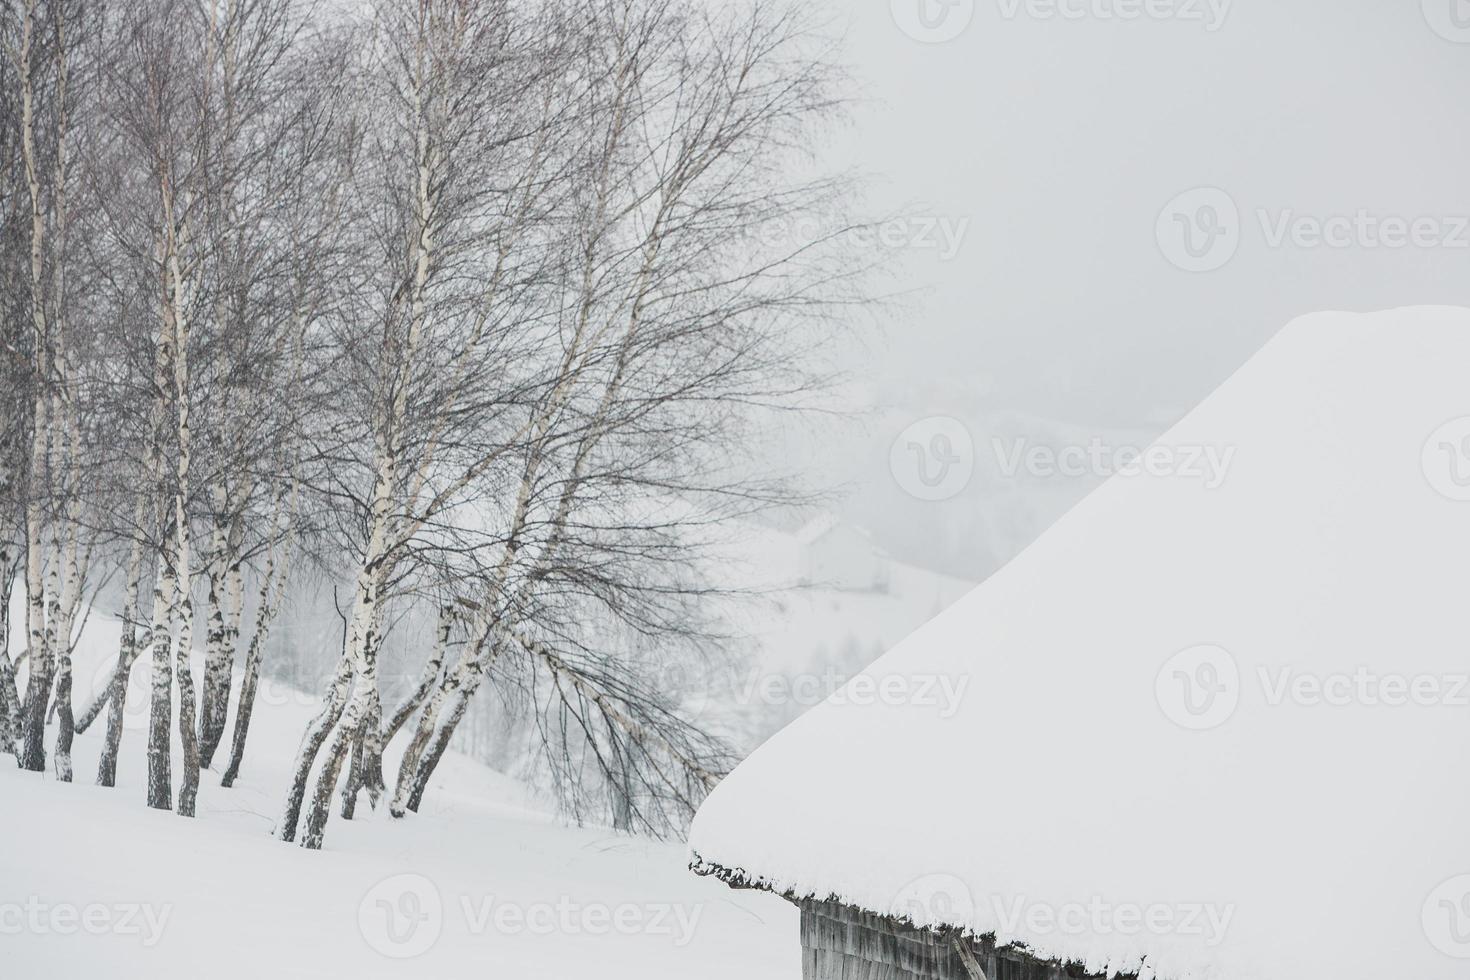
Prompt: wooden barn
<box><xmin>688</xmin><ymin>309</ymin><xmax>1470</xmax><ymax>980</ymax></box>
<box><xmin>685</xmin><ymin>879</ymin><xmax>1127</xmax><ymax>980</ymax></box>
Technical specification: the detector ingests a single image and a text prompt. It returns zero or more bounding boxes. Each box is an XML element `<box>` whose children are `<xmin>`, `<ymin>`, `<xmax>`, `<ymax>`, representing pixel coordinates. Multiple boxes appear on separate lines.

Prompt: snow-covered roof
<box><xmin>689</xmin><ymin>308</ymin><xmax>1470</xmax><ymax>980</ymax></box>
<box><xmin>794</xmin><ymin>512</ymin><xmax>873</xmax><ymax>546</ymax></box>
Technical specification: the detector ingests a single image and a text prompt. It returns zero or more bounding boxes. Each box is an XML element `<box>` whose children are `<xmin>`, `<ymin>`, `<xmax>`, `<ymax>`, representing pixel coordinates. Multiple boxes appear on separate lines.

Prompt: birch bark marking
<box><xmin>197</xmin><ymin>486</ymin><xmax>232</xmax><ymax>768</ymax></box>
<box><xmin>279</xmin><ymin>303</ymin><xmax>395</xmax><ymax>837</ymax></box>
<box><xmin>164</xmin><ymin>189</ymin><xmax>202</xmax><ymax>817</ymax></box>
<box><xmin>144</xmin><ymin>531</ymin><xmax>176</xmax><ymax>810</ymax></box>
<box><xmin>199</xmin><ymin>0</ymin><xmax>248</xmax><ymax>772</ymax></box>
<box><xmin>17</xmin><ymin>0</ymin><xmax>52</xmax><ymax>774</ymax></box>
<box><xmin>295</xmin><ymin>501</ymin><xmax>392</xmax><ymax>847</ymax></box>
<box><xmin>389</xmin><ymin>615</ymin><xmax>498</xmax><ymax>817</ymax></box>
<box><xmin>92</xmin><ymin>524</ymin><xmax>144</xmax><ymax>786</ymax></box>
<box><xmin>0</xmin><ymin>551</ymin><xmax>18</xmax><ymax>755</ymax></box>
<box><xmin>76</xmin><ymin>511</ymin><xmax>145</xmax><ymax>738</ymax></box>
<box><xmin>217</xmin><ymin>533</ymin><xmax>279</xmax><ymax>787</ymax></box>
<box><xmin>381</xmin><ymin>603</ymin><xmax>453</xmax><ymax>747</ymax></box>
<box><xmin>402</xmin><ymin>628</ymin><xmax>512</xmax><ymax>815</ymax></box>
<box><xmin>214</xmin><ymin>513</ymin><xmax>247</xmax><ymax>760</ymax></box>
<box><xmin>404</xmin><ymin>677</ymin><xmax>474</xmax><ymax>813</ymax></box>
<box><xmin>394</xmin><ymin>33</ymin><xmax>662</xmax><ymax>806</ymax></box>
<box><xmin>117</xmin><ymin>316</ymin><xmax>171</xmax><ymax>792</ymax></box>
<box><xmin>274</xmin><ymin>654</ymin><xmax>351</xmax><ymax>841</ymax></box>
<box><xmin>224</xmin><ymin>287</ymin><xmax>310</xmax><ymax>788</ymax></box>
<box><xmin>222</xmin><ymin>473</ymin><xmax>300</xmax><ymax>787</ymax></box>
<box><xmin>146</xmin><ymin>167</ymin><xmax>195</xmax><ymax>811</ymax></box>
<box><xmin>290</xmin><ymin>18</ymin><xmax>437</xmax><ymax>846</ymax></box>
<box><xmin>283</xmin><ymin>362</ymin><xmax>402</xmax><ymax>840</ymax></box>
<box><xmin>89</xmin><ymin>499</ymin><xmax>153</xmax><ymax>781</ymax></box>
<box><xmin>50</xmin><ymin>393</ymin><xmax>82</xmax><ymax>782</ymax></box>
<box><xmin>400</xmin><ymin>164</ymin><xmax>666</xmax><ymax>811</ymax></box>
<box><xmin>339</xmin><ymin>723</ymin><xmax>365</xmax><ymax>820</ymax></box>
<box><xmin>46</xmin><ymin>0</ymin><xmax>78</xmax><ymax>783</ymax></box>
<box><xmin>390</xmin><ymin>268</ymin><xmax>609</xmax><ymax>812</ymax></box>
<box><xmin>35</xmin><ymin>0</ymin><xmax>78</xmax><ymax>781</ymax></box>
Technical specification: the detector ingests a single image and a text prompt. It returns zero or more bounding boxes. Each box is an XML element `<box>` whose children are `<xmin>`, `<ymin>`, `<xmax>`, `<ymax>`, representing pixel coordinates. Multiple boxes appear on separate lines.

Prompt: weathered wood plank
<box><xmin>799</xmin><ymin>898</ymin><xmax>1133</xmax><ymax>980</ymax></box>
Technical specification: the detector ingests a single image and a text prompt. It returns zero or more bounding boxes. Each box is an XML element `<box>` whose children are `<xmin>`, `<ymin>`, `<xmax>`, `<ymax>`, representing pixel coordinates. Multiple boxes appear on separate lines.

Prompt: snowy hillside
<box><xmin>699</xmin><ymin>518</ymin><xmax>976</xmax><ymax>750</ymax></box>
<box><xmin>1</xmin><ymin>613</ymin><xmax>798</xmax><ymax>979</ymax></box>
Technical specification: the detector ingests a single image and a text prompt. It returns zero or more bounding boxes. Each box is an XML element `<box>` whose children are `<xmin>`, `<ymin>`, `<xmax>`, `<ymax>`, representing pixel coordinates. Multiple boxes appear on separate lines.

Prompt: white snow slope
<box><xmin>688</xmin><ymin>307</ymin><xmax>1470</xmax><ymax>980</ymax></box>
<box><xmin>0</xmin><ymin>616</ymin><xmax>797</xmax><ymax>979</ymax></box>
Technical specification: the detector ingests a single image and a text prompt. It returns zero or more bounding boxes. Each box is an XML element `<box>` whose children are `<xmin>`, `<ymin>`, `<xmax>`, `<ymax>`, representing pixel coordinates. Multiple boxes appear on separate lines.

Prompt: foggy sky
<box><xmin>806</xmin><ymin>0</ymin><xmax>1470</xmax><ymax>575</ymax></box>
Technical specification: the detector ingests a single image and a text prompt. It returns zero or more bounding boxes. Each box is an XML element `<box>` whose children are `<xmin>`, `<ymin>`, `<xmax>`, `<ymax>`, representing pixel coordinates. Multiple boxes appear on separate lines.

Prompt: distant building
<box><xmin>794</xmin><ymin>514</ymin><xmax>889</xmax><ymax>593</ymax></box>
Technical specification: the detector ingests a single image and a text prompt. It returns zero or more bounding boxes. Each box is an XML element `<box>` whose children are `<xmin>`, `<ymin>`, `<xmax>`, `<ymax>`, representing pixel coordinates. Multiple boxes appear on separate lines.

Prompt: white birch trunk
<box><xmin>381</xmin><ymin>604</ymin><xmax>454</xmax><ymax>747</ymax></box>
<box><xmin>166</xmin><ymin>215</ymin><xmax>202</xmax><ymax>818</ymax></box>
<box><xmin>129</xmin><ymin>316</ymin><xmax>172</xmax><ymax>797</ymax></box>
<box><xmin>0</xmin><ymin>554</ymin><xmax>19</xmax><ymax>755</ymax></box>
<box><xmin>49</xmin><ymin>391</ymin><xmax>83</xmax><ymax>782</ymax></box>
<box><xmin>295</xmin><ymin>511</ymin><xmax>391</xmax><ymax>848</ymax></box>
<box><xmin>144</xmin><ymin>540</ymin><xmax>176</xmax><ymax>810</ymax></box>
<box><xmin>221</xmin><ymin>479</ymin><xmax>297</xmax><ymax>788</ymax></box>
<box><xmin>197</xmin><ymin>492</ymin><xmax>231</xmax><ymax>768</ymax></box>
<box><xmin>285</xmin><ymin>48</ymin><xmax>436</xmax><ymax>846</ymax></box>
<box><xmin>389</xmin><ymin>614</ymin><xmax>499</xmax><ymax>817</ymax></box>
<box><xmin>16</xmin><ymin>0</ymin><xmax>51</xmax><ymax>774</ymax></box>
<box><xmin>93</xmin><ymin>528</ymin><xmax>145</xmax><ymax>785</ymax></box>
<box><xmin>44</xmin><ymin>0</ymin><xmax>75</xmax><ymax>783</ymax></box>
<box><xmin>80</xmin><ymin>493</ymin><xmax>152</xmax><ymax>779</ymax></box>
<box><xmin>276</xmin><ymin>432</ymin><xmax>392</xmax><ymax>844</ymax></box>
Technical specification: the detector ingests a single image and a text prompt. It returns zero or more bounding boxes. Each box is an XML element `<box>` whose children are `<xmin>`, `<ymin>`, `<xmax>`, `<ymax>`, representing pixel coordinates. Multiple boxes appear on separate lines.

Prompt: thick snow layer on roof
<box><xmin>688</xmin><ymin>308</ymin><xmax>1470</xmax><ymax>980</ymax></box>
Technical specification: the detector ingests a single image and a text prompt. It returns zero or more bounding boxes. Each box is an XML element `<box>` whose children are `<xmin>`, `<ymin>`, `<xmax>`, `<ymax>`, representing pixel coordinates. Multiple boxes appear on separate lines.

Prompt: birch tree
<box><xmin>276</xmin><ymin>0</ymin><xmax>581</xmax><ymax>849</ymax></box>
<box><xmin>384</xmin><ymin>0</ymin><xmax>854</xmax><ymax>833</ymax></box>
<box><xmin>0</xmin><ymin>14</ymin><xmax>25</xmax><ymax>758</ymax></box>
<box><xmin>191</xmin><ymin>0</ymin><xmax>341</xmax><ymax>773</ymax></box>
<box><xmin>0</xmin><ymin>0</ymin><xmax>858</xmax><ymax>845</ymax></box>
<box><xmin>83</xmin><ymin>0</ymin><xmax>335</xmax><ymax>812</ymax></box>
<box><xmin>7</xmin><ymin>0</ymin><xmax>92</xmax><ymax>778</ymax></box>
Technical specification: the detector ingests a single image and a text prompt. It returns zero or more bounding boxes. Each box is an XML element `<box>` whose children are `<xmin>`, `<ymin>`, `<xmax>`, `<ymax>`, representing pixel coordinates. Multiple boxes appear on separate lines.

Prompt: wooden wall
<box><xmin>799</xmin><ymin>899</ymin><xmax>1120</xmax><ymax>980</ymax></box>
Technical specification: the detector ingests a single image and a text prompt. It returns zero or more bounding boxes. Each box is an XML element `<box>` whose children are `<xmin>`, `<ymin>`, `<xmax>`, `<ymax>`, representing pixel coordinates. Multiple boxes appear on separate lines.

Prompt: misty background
<box><xmin>795</xmin><ymin>0</ymin><xmax>1470</xmax><ymax>582</ymax></box>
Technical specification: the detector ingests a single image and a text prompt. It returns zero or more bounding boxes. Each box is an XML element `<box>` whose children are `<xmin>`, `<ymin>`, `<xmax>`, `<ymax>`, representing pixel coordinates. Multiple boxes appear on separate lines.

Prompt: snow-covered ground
<box><xmin>1</xmin><ymin>615</ymin><xmax>798</xmax><ymax>979</ymax></box>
